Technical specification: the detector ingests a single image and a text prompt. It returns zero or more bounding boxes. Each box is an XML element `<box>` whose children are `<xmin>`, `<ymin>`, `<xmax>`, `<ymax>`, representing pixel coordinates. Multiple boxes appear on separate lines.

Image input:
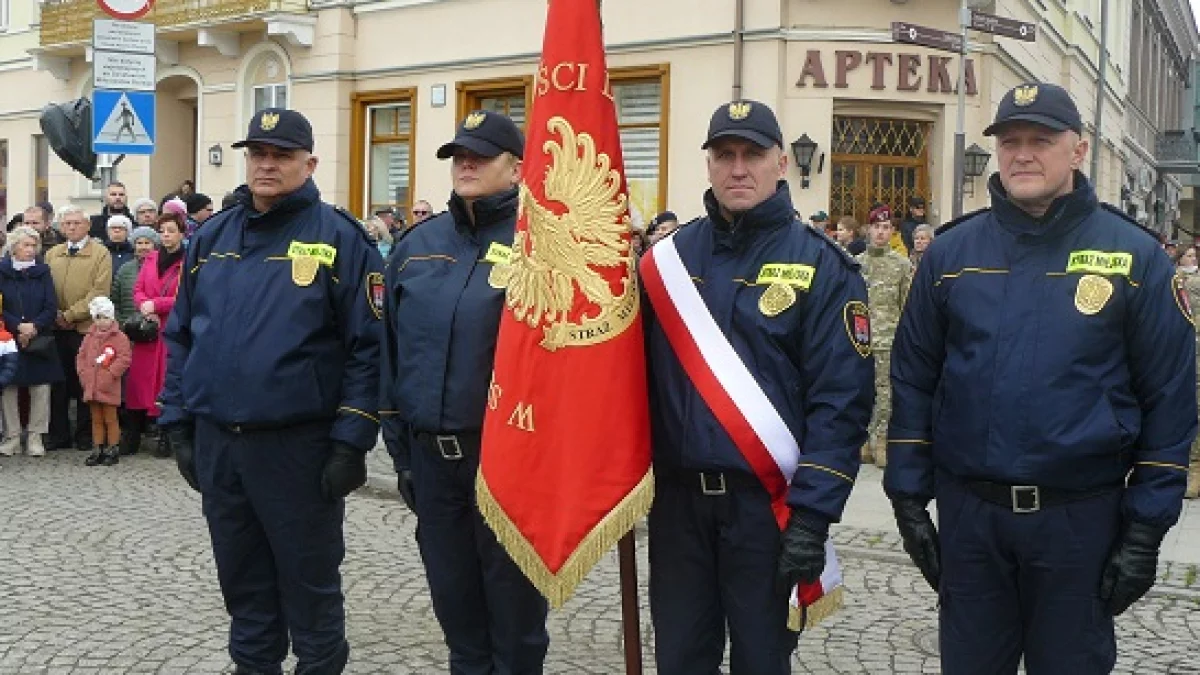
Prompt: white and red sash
<box><xmin>641</xmin><ymin>234</ymin><xmax>844</xmax><ymax>631</ymax></box>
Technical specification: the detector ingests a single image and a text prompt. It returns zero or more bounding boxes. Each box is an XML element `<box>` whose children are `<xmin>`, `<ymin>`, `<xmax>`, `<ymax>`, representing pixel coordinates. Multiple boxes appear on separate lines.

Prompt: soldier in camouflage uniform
<box><xmin>857</xmin><ymin>204</ymin><xmax>912</xmax><ymax>467</ymax></box>
<box><xmin>1177</xmin><ymin>245</ymin><xmax>1200</xmax><ymax>498</ymax></box>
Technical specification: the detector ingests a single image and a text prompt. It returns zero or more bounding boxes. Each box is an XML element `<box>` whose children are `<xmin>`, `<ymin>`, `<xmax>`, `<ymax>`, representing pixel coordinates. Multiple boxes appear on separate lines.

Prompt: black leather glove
<box><xmin>1099</xmin><ymin>520</ymin><xmax>1167</xmax><ymax>616</ymax></box>
<box><xmin>167</xmin><ymin>424</ymin><xmax>199</xmax><ymax>493</ymax></box>
<box><xmin>777</xmin><ymin>511</ymin><xmax>827</xmax><ymax>590</ymax></box>
<box><xmin>397</xmin><ymin>469</ymin><xmax>416</xmax><ymax>512</ymax></box>
<box><xmin>893</xmin><ymin>498</ymin><xmax>941</xmax><ymax>592</ymax></box>
<box><xmin>321</xmin><ymin>442</ymin><xmax>368</xmax><ymax>501</ymax></box>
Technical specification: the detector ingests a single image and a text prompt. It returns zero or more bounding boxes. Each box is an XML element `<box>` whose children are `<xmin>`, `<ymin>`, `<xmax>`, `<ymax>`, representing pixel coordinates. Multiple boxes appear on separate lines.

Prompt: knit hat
<box><xmin>89</xmin><ymin>296</ymin><xmax>116</xmax><ymax>320</ymax></box>
<box><xmin>162</xmin><ymin>198</ymin><xmax>188</xmax><ymax>219</ymax></box>
<box><xmin>107</xmin><ymin>214</ymin><xmax>133</xmax><ymax>231</ymax></box>
<box><xmin>131</xmin><ymin>226</ymin><xmax>159</xmax><ymax>245</ymax></box>
<box><xmin>132</xmin><ymin>197</ymin><xmax>157</xmax><ymax>214</ymax></box>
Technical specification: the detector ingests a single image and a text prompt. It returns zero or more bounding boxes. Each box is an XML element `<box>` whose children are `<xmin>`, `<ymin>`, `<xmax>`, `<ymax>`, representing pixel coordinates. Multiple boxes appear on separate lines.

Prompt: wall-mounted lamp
<box><xmin>208</xmin><ymin>144</ymin><xmax>223</xmax><ymax>167</ymax></box>
<box><xmin>790</xmin><ymin>134</ymin><xmax>818</xmax><ymax>188</ymax></box>
<box><xmin>961</xmin><ymin>143</ymin><xmax>991</xmax><ymax>196</ymax></box>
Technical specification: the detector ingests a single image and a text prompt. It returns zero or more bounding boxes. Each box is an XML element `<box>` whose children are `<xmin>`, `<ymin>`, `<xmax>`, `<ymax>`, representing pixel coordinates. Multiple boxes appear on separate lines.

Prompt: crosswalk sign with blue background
<box><xmin>92</xmin><ymin>89</ymin><xmax>155</xmax><ymax>155</ymax></box>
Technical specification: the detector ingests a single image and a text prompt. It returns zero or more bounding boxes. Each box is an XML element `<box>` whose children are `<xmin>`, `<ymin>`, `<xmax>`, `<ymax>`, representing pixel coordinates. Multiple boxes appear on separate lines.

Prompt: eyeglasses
<box><xmin>412</xmin><ymin>210</ymin><xmax>430</xmax><ymax>216</ymax></box>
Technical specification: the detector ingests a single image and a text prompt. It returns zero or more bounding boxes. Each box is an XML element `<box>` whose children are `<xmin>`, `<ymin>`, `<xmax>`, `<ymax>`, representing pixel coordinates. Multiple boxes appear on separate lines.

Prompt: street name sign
<box><xmin>970</xmin><ymin>10</ymin><xmax>1037</xmax><ymax>42</ymax></box>
<box><xmin>891</xmin><ymin>22</ymin><xmax>964</xmax><ymax>54</ymax></box>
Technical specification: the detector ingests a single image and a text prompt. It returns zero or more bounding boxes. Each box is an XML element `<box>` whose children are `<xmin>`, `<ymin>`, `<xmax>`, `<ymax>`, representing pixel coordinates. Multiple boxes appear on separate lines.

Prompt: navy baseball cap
<box><xmin>701</xmin><ymin>100</ymin><xmax>783</xmax><ymax>150</ymax></box>
<box><xmin>437</xmin><ymin>111</ymin><xmax>525</xmax><ymax>160</ymax></box>
<box><xmin>232</xmin><ymin>108</ymin><xmax>314</xmax><ymax>152</ymax></box>
<box><xmin>983</xmin><ymin>82</ymin><xmax>1082</xmax><ymax>136</ymax></box>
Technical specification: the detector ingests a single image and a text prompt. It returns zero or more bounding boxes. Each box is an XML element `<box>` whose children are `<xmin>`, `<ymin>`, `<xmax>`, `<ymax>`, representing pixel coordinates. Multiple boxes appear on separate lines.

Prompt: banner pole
<box><xmin>618</xmin><ymin>531</ymin><xmax>644</xmax><ymax>675</ymax></box>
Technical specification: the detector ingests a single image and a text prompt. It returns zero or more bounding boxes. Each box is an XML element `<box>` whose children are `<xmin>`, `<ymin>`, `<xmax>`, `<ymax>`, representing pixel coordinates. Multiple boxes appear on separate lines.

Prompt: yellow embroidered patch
<box><xmin>484</xmin><ymin>242</ymin><xmax>513</xmax><ymax>265</ymax></box>
<box><xmin>287</xmin><ymin>242</ymin><xmax>337</xmax><ymax>267</ymax></box>
<box><xmin>756</xmin><ymin>264</ymin><xmax>816</xmax><ymax>290</ymax></box>
<box><xmin>1065</xmin><ymin>250</ymin><xmax>1132</xmax><ymax>276</ymax></box>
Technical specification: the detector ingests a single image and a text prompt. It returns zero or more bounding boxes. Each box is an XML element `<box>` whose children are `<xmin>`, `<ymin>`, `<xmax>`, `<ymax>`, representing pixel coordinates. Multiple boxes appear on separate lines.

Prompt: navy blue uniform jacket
<box><xmin>158</xmin><ymin>179</ymin><xmax>385</xmax><ymax>452</ymax></box>
<box><xmin>644</xmin><ymin>183</ymin><xmax>875</xmax><ymax>530</ymax></box>
<box><xmin>885</xmin><ymin>173</ymin><xmax>1197</xmax><ymax>528</ymax></box>
<box><xmin>379</xmin><ymin>188</ymin><xmax>517</xmax><ymax>471</ymax></box>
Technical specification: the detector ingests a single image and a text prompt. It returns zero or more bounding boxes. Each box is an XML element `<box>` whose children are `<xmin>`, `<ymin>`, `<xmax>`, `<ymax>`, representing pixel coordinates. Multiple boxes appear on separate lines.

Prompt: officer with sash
<box><xmin>639</xmin><ymin>100</ymin><xmax>875</xmax><ymax>674</ymax></box>
<box><xmin>159</xmin><ymin>108</ymin><xmax>384</xmax><ymax>674</ymax></box>
<box><xmin>886</xmin><ymin>82</ymin><xmax>1196</xmax><ymax>673</ymax></box>
<box><xmin>379</xmin><ymin>111</ymin><xmax>550</xmax><ymax>674</ymax></box>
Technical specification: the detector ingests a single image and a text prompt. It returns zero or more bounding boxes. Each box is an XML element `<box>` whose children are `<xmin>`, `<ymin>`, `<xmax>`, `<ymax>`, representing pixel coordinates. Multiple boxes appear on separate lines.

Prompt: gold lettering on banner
<box><xmin>538</xmin><ymin>63</ymin><xmax>595</xmax><ymax>96</ymax></box>
<box><xmin>487</xmin><ymin>377</ymin><xmax>503</xmax><ymax>411</ymax></box>
<box><xmin>508</xmin><ymin>402</ymin><xmax>536</xmax><ymax>432</ymax></box>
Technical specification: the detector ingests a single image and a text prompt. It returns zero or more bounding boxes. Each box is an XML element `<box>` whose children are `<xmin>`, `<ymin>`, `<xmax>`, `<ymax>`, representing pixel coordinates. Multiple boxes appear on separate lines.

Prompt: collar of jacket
<box><xmin>866</xmin><ymin>244</ymin><xmax>891</xmax><ymax>256</ymax></box>
<box><xmin>0</xmin><ymin>255</ymin><xmax>48</xmax><ymax>278</ymax></box>
<box><xmin>987</xmin><ymin>170</ymin><xmax>1097</xmax><ymax>241</ymax></box>
<box><xmin>447</xmin><ymin>186</ymin><xmax>519</xmax><ymax>239</ymax></box>
<box><xmin>704</xmin><ymin>180</ymin><xmax>795</xmax><ymax>250</ymax></box>
<box><xmin>239</xmin><ymin>178</ymin><xmax>320</xmax><ymax>227</ymax></box>
<box><xmin>106</xmin><ymin>240</ymin><xmax>133</xmax><ymax>253</ymax></box>
<box><xmin>102</xmin><ymin>205</ymin><xmax>130</xmax><ymax>219</ymax></box>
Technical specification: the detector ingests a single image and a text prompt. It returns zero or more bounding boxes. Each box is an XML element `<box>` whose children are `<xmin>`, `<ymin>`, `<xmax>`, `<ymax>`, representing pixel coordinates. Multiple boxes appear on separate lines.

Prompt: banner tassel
<box><xmin>477</xmin><ymin>469</ymin><xmax>655</xmax><ymax>608</ymax></box>
<box><xmin>787</xmin><ymin>585</ymin><xmax>844</xmax><ymax>632</ymax></box>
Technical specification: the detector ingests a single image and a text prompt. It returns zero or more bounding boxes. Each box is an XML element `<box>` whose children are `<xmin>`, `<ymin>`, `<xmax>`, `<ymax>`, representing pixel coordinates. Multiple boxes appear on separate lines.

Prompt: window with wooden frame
<box><xmin>457</xmin><ymin>76</ymin><xmax>533</xmax><ymax>131</ymax></box>
<box><xmin>0</xmin><ymin>140</ymin><xmax>8</xmax><ymax>225</ymax></box>
<box><xmin>454</xmin><ymin>65</ymin><xmax>670</xmax><ymax>228</ymax></box>
<box><xmin>350</xmin><ymin>88</ymin><xmax>417</xmax><ymax>220</ymax></box>
<box><xmin>34</xmin><ymin>135</ymin><xmax>48</xmax><ymax>206</ymax></box>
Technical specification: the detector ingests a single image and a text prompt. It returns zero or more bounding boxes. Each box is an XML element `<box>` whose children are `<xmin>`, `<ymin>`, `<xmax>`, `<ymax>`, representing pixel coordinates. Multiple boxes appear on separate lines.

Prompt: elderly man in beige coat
<box><xmin>44</xmin><ymin>205</ymin><xmax>112</xmax><ymax>451</ymax></box>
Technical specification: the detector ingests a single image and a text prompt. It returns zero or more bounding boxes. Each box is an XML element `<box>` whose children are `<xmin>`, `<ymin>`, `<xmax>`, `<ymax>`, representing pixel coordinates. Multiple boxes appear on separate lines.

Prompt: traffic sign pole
<box><xmin>952</xmin><ymin>0</ymin><xmax>968</xmax><ymax>219</ymax></box>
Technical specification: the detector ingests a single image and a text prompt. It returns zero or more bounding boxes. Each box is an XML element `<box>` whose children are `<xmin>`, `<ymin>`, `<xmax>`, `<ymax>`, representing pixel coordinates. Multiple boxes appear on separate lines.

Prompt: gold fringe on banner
<box><xmin>787</xmin><ymin>585</ymin><xmax>845</xmax><ymax>632</ymax></box>
<box><xmin>476</xmin><ymin>468</ymin><xmax>654</xmax><ymax>608</ymax></box>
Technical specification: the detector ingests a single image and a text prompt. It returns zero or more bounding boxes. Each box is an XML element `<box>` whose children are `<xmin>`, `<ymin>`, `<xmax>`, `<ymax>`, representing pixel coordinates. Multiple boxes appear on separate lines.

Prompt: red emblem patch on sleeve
<box><xmin>367</xmin><ymin>272</ymin><xmax>385</xmax><ymax>320</ymax></box>
<box><xmin>844</xmin><ymin>300</ymin><xmax>872</xmax><ymax>358</ymax></box>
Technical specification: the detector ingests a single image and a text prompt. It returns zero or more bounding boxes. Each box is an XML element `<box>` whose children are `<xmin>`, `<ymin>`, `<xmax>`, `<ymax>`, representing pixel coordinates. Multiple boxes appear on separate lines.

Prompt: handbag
<box><xmin>123</xmin><ymin>315</ymin><xmax>161</xmax><ymax>344</ymax></box>
<box><xmin>13</xmin><ymin>289</ymin><xmax>56</xmax><ymax>359</ymax></box>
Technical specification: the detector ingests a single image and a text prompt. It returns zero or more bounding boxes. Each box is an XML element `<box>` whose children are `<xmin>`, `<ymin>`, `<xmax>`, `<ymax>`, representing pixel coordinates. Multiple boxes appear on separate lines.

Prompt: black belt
<box><xmin>657</xmin><ymin>466</ymin><xmax>762</xmax><ymax>496</ymax></box>
<box><xmin>964</xmin><ymin>480</ymin><xmax>1120</xmax><ymax>514</ymax></box>
<box><xmin>414</xmin><ymin>431</ymin><xmax>481</xmax><ymax>461</ymax></box>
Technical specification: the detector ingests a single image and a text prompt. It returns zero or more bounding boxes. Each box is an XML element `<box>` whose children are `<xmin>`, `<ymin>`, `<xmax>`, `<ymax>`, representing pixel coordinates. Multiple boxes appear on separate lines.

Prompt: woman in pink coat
<box><xmin>127</xmin><ymin>214</ymin><xmax>185</xmax><ymax>457</ymax></box>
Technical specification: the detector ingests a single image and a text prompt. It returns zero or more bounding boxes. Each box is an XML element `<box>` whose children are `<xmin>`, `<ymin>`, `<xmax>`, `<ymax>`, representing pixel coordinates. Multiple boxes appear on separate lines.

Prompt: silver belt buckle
<box><xmin>1011</xmin><ymin>485</ymin><xmax>1040</xmax><ymax>513</ymax></box>
<box><xmin>436</xmin><ymin>435</ymin><xmax>464</xmax><ymax>460</ymax></box>
<box><xmin>700</xmin><ymin>472</ymin><xmax>727</xmax><ymax>496</ymax></box>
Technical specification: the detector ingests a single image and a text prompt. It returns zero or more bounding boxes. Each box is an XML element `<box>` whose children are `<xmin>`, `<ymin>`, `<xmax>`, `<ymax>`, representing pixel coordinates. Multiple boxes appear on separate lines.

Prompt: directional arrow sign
<box><xmin>970</xmin><ymin>10</ymin><xmax>1037</xmax><ymax>42</ymax></box>
<box><xmin>892</xmin><ymin>21</ymin><xmax>964</xmax><ymax>54</ymax></box>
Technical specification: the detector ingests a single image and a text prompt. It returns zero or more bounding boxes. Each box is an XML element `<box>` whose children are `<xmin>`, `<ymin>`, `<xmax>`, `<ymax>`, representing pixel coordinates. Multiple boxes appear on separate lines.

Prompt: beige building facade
<box><xmin>0</xmin><ymin>0</ymin><xmax>1190</xmax><ymax>230</ymax></box>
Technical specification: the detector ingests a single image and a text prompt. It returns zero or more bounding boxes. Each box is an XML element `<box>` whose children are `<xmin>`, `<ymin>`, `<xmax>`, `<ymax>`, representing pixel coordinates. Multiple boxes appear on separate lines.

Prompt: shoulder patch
<box><xmin>1100</xmin><ymin>203</ymin><xmax>1161</xmax><ymax>243</ymax></box>
<box><xmin>935</xmin><ymin>207</ymin><xmax>990</xmax><ymax>236</ymax></box>
<box><xmin>843</xmin><ymin>300</ymin><xmax>872</xmax><ymax>357</ymax></box>
<box><xmin>802</xmin><ymin>222</ymin><xmax>860</xmax><ymax>270</ymax></box>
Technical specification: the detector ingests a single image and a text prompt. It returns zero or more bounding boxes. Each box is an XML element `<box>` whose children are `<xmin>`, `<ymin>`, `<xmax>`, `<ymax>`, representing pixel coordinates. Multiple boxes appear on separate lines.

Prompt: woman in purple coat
<box><xmin>126</xmin><ymin>214</ymin><xmax>185</xmax><ymax>457</ymax></box>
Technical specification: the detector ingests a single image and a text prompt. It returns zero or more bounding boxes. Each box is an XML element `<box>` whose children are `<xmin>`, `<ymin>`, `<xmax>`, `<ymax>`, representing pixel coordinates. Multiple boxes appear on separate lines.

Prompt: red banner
<box><xmin>477</xmin><ymin>0</ymin><xmax>653</xmax><ymax>607</ymax></box>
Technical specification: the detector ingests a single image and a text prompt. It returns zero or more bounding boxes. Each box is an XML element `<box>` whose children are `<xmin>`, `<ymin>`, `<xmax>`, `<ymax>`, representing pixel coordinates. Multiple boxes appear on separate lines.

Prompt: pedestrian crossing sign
<box><xmin>92</xmin><ymin>89</ymin><xmax>155</xmax><ymax>155</ymax></box>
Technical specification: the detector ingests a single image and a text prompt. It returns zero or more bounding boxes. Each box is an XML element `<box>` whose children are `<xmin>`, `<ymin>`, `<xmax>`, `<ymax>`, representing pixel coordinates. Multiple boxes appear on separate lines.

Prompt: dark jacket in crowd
<box><xmin>0</xmin><ymin>256</ymin><xmax>65</xmax><ymax>386</ymax></box>
<box><xmin>107</xmin><ymin>240</ymin><xmax>135</xmax><ymax>283</ymax></box>
<box><xmin>90</xmin><ymin>206</ymin><xmax>130</xmax><ymax>242</ymax></box>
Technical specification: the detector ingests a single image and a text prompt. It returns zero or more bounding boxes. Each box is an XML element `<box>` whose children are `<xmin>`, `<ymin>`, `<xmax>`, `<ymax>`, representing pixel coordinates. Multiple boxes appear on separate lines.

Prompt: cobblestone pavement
<box><xmin>1</xmin><ymin>451</ymin><xmax>1198</xmax><ymax>674</ymax></box>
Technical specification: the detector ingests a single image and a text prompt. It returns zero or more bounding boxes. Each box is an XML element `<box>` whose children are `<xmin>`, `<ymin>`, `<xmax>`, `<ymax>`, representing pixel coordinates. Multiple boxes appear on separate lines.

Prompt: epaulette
<box><xmin>1100</xmin><ymin>203</ymin><xmax>1160</xmax><ymax>242</ymax></box>
<box><xmin>801</xmin><ymin>219</ymin><xmax>859</xmax><ymax>269</ymax></box>
<box><xmin>934</xmin><ymin>206</ymin><xmax>990</xmax><ymax>236</ymax></box>
<box><xmin>331</xmin><ymin>205</ymin><xmax>376</xmax><ymax>245</ymax></box>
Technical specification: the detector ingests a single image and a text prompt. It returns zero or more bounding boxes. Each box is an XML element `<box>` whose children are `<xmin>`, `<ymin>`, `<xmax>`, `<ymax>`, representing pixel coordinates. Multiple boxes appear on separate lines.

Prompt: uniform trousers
<box><xmin>410</xmin><ymin>433</ymin><xmax>550</xmax><ymax>675</ymax></box>
<box><xmin>648</xmin><ymin>470</ymin><xmax>797</xmax><ymax>675</ymax></box>
<box><xmin>937</xmin><ymin>475</ymin><xmax>1121</xmax><ymax>675</ymax></box>
<box><xmin>195</xmin><ymin>418</ymin><xmax>349</xmax><ymax>675</ymax></box>
<box><xmin>49</xmin><ymin>330</ymin><xmax>90</xmax><ymax>447</ymax></box>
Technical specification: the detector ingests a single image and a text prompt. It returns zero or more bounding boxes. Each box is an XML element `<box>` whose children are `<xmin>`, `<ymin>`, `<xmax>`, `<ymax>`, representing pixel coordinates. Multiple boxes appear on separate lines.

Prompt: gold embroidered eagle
<box><xmin>507</xmin><ymin>116</ymin><xmax>632</xmax><ymax>333</ymax></box>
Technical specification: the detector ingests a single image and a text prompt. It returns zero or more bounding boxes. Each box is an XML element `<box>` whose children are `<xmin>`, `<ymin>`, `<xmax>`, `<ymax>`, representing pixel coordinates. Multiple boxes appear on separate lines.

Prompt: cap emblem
<box><xmin>260</xmin><ymin>112</ymin><xmax>280</xmax><ymax>131</ymax></box>
<box><xmin>464</xmin><ymin>111</ymin><xmax>487</xmax><ymax>130</ymax></box>
<box><xmin>728</xmin><ymin>102</ymin><xmax>751</xmax><ymax>121</ymax></box>
<box><xmin>1013</xmin><ymin>85</ymin><xmax>1038</xmax><ymax>107</ymax></box>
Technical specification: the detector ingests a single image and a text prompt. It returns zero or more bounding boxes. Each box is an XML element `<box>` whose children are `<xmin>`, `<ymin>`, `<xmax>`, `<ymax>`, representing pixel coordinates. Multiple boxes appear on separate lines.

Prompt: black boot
<box><xmin>154</xmin><ymin>432</ymin><xmax>172</xmax><ymax>458</ymax></box>
<box><xmin>118</xmin><ymin>425</ymin><xmax>140</xmax><ymax>456</ymax></box>
<box><xmin>84</xmin><ymin>448</ymin><xmax>104</xmax><ymax>466</ymax></box>
<box><xmin>100</xmin><ymin>445</ymin><xmax>120</xmax><ymax>466</ymax></box>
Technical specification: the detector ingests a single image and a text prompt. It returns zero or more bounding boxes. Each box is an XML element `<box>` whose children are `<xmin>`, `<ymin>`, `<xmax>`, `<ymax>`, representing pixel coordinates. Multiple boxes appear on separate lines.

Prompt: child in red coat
<box><xmin>76</xmin><ymin>296</ymin><xmax>132</xmax><ymax>466</ymax></box>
